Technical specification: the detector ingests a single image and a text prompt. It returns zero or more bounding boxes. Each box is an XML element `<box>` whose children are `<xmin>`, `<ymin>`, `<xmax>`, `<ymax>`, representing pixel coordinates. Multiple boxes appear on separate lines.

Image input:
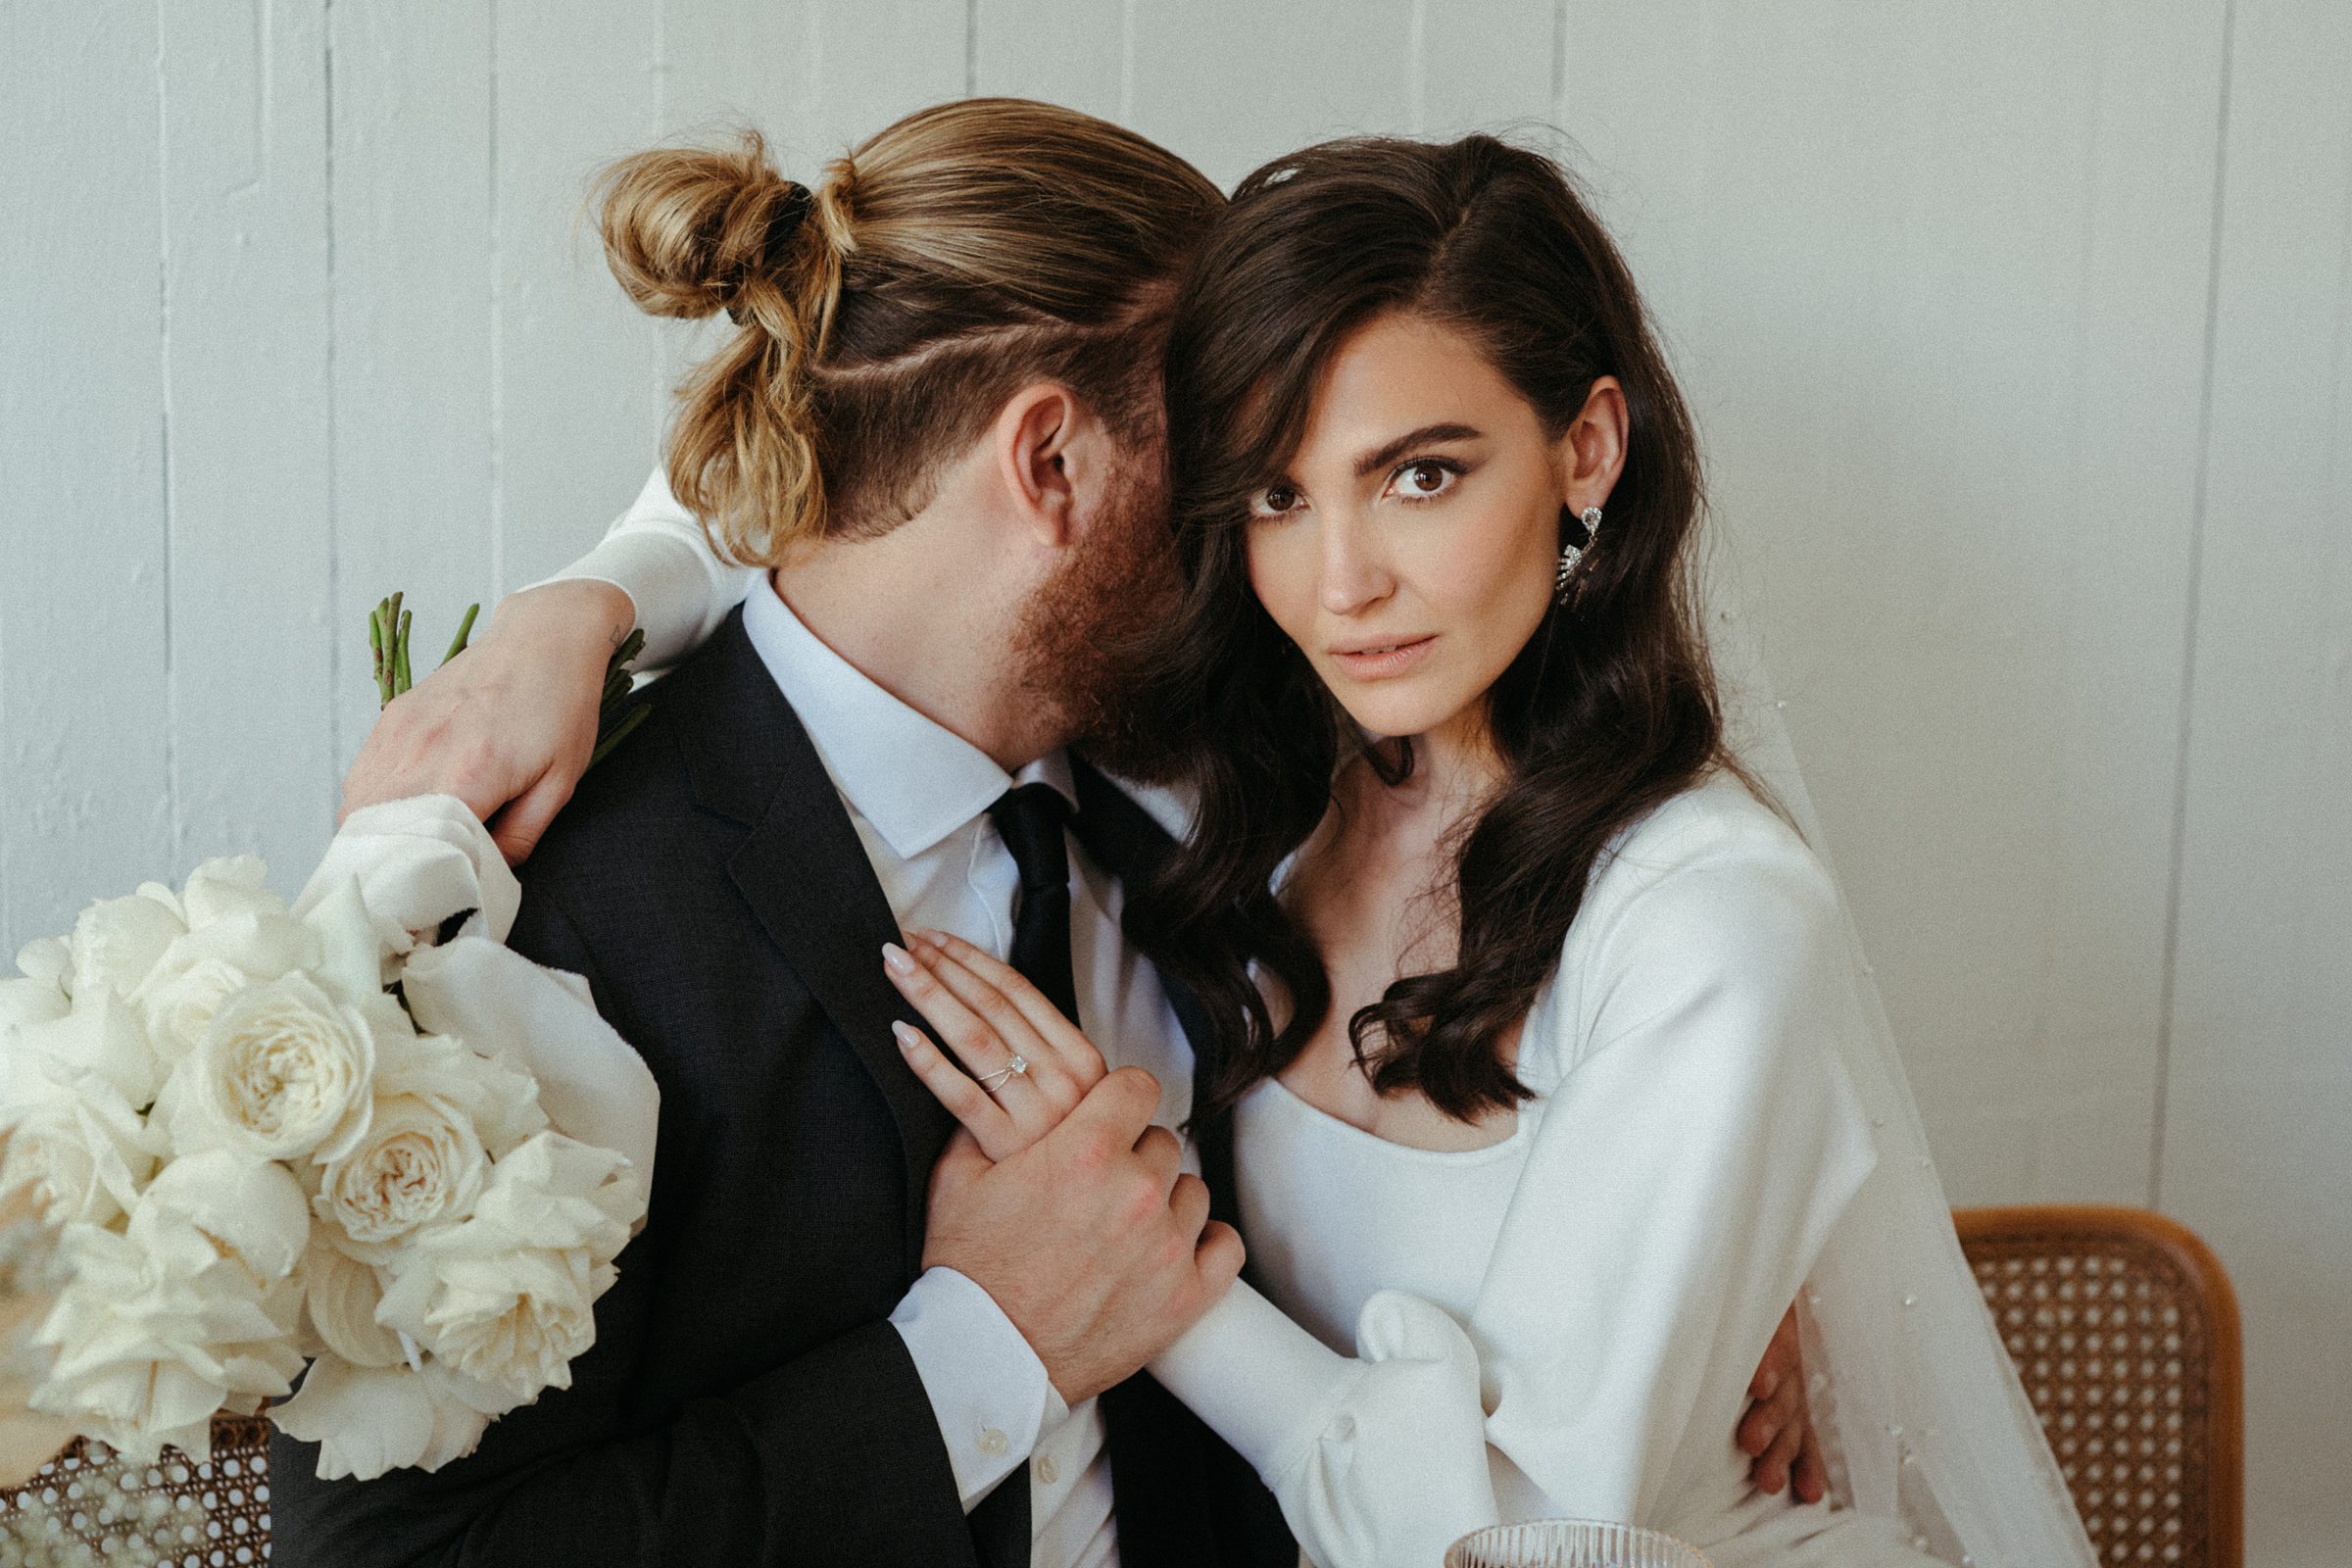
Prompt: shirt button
<box><xmin>978</xmin><ymin>1427</ymin><xmax>1009</xmax><ymax>1458</ymax></box>
<box><xmin>1036</xmin><ymin>1453</ymin><xmax>1060</xmax><ymax>1486</ymax></box>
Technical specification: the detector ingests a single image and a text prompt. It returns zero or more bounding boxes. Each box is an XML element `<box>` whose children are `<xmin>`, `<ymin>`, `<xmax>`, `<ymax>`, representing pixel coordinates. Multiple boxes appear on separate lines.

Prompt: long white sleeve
<box><xmin>525</xmin><ymin>467</ymin><xmax>760</xmax><ymax>673</ymax></box>
<box><xmin>1151</xmin><ymin>1280</ymin><xmax>1500</xmax><ymax>1568</ymax></box>
<box><xmin>1152</xmin><ymin>790</ymin><xmax>1886</xmax><ymax>1568</ymax></box>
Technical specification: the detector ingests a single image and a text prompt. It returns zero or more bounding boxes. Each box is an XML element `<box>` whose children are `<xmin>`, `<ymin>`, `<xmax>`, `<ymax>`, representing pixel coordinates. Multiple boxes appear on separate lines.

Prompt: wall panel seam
<box><xmin>323</xmin><ymin>0</ymin><xmax>341</xmax><ymax>789</ymax></box>
<box><xmin>155</xmin><ymin>0</ymin><xmax>182</xmax><ymax>868</ymax></box>
<box><xmin>2149</xmin><ymin>0</ymin><xmax>2241</xmax><ymax>1212</ymax></box>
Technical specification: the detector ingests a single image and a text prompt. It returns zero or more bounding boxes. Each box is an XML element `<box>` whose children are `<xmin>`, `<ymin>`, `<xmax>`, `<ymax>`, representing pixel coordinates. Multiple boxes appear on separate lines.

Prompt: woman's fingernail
<box><xmin>892</xmin><ymin>1021</ymin><xmax>921</xmax><ymax>1053</ymax></box>
<box><xmin>883</xmin><ymin>943</ymin><xmax>916</xmax><ymax>976</ymax></box>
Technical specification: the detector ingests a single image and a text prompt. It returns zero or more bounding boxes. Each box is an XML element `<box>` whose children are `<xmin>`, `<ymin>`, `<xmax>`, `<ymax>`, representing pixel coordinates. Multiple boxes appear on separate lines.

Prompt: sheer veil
<box><xmin>1706</xmin><ymin>571</ymin><xmax>2098</xmax><ymax>1567</ymax></box>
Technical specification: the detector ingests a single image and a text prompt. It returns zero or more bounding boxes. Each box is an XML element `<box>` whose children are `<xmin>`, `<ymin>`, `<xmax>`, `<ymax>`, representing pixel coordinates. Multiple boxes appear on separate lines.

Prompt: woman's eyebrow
<box><xmin>1352</xmin><ymin>421</ymin><xmax>1483</xmax><ymax>478</ymax></box>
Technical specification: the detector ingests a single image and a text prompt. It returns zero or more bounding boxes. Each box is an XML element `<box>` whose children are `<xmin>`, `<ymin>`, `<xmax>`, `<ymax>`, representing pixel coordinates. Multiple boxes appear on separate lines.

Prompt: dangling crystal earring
<box><xmin>1554</xmin><ymin>505</ymin><xmax>1604</xmax><ymax>602</ymax></box>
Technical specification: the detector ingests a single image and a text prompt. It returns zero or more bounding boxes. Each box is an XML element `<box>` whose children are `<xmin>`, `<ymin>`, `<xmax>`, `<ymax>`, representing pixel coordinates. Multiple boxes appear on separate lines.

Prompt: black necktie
<box><xmin>987</xmin><ymin>782</ymin><xmax>1079</xmax><ymax>1028</ymax></box>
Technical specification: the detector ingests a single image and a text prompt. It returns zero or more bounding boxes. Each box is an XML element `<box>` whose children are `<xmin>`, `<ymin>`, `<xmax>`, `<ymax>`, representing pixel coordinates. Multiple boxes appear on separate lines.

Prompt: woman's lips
<box><xmin>1329</xmin><ymin>635</ymin><xmax>1436</xmax><ymax>680</ymax></box>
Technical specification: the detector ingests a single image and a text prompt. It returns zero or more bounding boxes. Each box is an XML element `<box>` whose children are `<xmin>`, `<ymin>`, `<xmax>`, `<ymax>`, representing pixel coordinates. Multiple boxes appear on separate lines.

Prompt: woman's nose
<box><xmin>1319</xmin><ymin>520</ymin><xmax>1394</xmax><ymax>616</ymax></box>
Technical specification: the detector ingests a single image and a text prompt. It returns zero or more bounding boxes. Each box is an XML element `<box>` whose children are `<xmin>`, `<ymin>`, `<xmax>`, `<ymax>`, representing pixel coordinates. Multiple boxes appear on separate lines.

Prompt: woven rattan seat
<box><xmin>0</xmin><ymin>1411</ymin><xmax>271</xmax><ymax>1565</ymax></box>
<box><xmin>1955</xmin><ymin>1205</ymin><xmax>2242</xmax><ymax>1568</ymax></box>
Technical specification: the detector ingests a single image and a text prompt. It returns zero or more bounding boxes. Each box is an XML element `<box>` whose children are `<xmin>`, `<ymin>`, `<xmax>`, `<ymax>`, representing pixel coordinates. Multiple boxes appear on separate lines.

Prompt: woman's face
<box><xmin>1244</xmin><ymin>311</ymin><xmax>1611</xmax><ymax>748</ymax></box>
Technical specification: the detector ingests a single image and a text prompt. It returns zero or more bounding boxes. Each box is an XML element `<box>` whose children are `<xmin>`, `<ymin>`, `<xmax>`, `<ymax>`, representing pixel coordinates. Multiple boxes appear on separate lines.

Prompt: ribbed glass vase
<box><xmin>1443</xmin><ymin>1519</ymin><xmax>1713</xmax><ymax>1568</ymax></box>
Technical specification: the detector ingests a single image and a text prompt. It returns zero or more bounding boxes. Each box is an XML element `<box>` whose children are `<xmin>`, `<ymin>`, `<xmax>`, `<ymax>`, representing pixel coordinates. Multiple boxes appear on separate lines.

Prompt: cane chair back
<box><xmin>1955</xmin><ymin>1204</ymin><xmax>2241</xmax><ymax>1568</ymax></box>
<box><xmin>0</xmin><ymin>1411</ymin><xmax>272</xmax><ymax>1564</ymax></box>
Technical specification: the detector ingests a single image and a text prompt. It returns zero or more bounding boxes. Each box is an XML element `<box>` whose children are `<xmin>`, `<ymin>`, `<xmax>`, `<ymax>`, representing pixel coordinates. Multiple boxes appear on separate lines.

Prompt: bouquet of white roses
<box><xmin>0</xmin><ymin>796</ymin><xmax>659</xmax><ymax>1482</ymax></box>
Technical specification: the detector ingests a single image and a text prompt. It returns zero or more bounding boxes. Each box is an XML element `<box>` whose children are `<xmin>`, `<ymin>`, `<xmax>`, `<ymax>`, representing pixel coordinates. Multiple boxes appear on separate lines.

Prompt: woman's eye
<box><xmin>1391</xmin><ymin>460</ymin><xmax>1459</xmax><ymax>500</ymax></box>
<box><xmin>1249</xmin><ymin>483</ymin><xmax>1303</xmax><ymax>518</ymax></box>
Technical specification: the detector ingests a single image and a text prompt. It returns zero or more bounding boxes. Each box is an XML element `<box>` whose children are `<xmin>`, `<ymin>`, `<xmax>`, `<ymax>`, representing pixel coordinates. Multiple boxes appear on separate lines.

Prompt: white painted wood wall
<box><xmin>2</xmin><ymin>2</ymin><xmax>2344</xmax><ymax>1561</ymax></box>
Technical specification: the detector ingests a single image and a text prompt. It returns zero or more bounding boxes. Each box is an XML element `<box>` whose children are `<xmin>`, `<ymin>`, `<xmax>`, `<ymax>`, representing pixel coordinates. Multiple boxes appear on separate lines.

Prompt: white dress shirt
<box><xmin>737</xmin><ymin>576</ymin><xmax>1194</xmax><ymax>1568</ymax></box>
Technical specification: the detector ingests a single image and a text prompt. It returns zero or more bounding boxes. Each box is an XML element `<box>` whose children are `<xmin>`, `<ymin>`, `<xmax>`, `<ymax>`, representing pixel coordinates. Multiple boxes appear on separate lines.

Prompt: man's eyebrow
<box><xmin>1352</xmin><ymin>422</ymin><xmax>1484</xmax><ymax>478</ymax></box>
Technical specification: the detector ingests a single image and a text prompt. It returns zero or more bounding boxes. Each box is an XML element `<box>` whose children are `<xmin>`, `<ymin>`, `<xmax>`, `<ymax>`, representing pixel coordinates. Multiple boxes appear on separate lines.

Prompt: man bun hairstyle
<box><xmin>594</xmin><ymin>99</ymin><xmax>1223</xmax><ymax>565</ymax></box>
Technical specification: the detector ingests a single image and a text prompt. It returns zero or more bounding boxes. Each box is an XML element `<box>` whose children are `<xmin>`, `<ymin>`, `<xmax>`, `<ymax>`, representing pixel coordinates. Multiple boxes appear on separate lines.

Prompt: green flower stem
<box><xmin>441</xmin><ymin>603</ymin><xmax>480</xmax><ymax>665</ymax></box>
<box><xmin>587</xmin><ymin>703</ymin><xmax>650</xmax><ymax>770</ymax></box>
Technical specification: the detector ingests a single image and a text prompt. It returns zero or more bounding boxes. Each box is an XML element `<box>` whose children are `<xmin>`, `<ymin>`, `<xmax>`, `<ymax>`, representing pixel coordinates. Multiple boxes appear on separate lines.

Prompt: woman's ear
<box><xmin>994</xmin><ymin>381</ymin><xmax>1082</xmax><ymax>548</ymax></box>
<box><xmin>1558</xmin><ymin>374</ymin><xmax>1630</xmax><ymax>513</ymax></box>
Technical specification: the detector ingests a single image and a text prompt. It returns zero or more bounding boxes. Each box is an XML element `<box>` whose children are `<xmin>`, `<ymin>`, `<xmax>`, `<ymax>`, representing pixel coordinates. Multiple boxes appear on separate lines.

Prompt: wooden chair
<box><xmin>1955</xmin><ymin>1205</ymin><xmax>2242</xmax><ymax>1568</ymax></box>
<box><xmin>0</xmin><ymin>1411</ymin><xmax>272</xmax><ymax>1564</ymax></box>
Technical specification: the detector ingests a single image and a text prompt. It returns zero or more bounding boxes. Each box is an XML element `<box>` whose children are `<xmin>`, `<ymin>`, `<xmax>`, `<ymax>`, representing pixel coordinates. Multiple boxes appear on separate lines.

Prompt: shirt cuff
<box><xmin>890</xmin><ymin>1265</ymin><xmax>1054</xmax><ymax>1511</ymax></box>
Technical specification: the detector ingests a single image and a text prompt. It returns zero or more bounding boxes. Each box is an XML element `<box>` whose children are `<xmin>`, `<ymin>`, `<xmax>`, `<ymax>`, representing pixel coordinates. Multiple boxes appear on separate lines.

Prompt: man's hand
<box><xmin>1738</xmin><ymin>1303</ymin><xmax>1829</xmax><ymax>1502</ymax></box>
<box><xmin>922</xmin><ymin>1067</ymin><xmax>1245</xmax><ymax>1405</ymax></box>
<box><xmin>340</xmin><ymin>580</ymin><xmax>633</xmax><ymax>864</ymax></box>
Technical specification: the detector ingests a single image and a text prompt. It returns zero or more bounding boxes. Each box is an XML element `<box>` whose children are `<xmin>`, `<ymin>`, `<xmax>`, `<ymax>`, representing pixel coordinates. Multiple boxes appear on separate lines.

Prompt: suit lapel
<box><xmin>675</xmin><ymin>611</ymin><xmax>957</xmax><ymax>1273</ymax></box>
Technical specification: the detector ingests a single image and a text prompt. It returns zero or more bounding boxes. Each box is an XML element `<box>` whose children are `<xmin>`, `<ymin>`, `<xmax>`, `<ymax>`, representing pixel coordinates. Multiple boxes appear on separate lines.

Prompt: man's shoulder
<box><xmin>516</xmin><ymin>617</ymin><xmax>765</xmax><ymax>906</ymax></box>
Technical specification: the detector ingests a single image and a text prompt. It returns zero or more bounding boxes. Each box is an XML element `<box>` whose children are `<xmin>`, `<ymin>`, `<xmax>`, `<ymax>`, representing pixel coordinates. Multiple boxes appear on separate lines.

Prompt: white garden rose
<box><xmin>318</xmin><ymin>1092</ymin><xmax>488</xmax><ymax>1250</ymax></box>
<box><xmin>270</xmin><ymin>1350</ymin><xmax>504</xmax><ymax>1480</ymax></box>
<box><xmin>0</xmin><ymin>1053</ymin><xmax>157</xmax><ymax>1227</ymax></box>
<box><xmin>181</xmin><ymin>970</ymin><xmax>375</xmax><ymax>1162</ymax></box>
<box><xmin>66</xmin><ymin>893</ymin><xmax>186</xmax><ymax>1003</ymax></box>
<box><xmin>13</xmin><ymin>938</ymin><xmax>70</xmax><ymax>993</ymax></box>
<box><xmin>373</xmin><ymin>1027</ymin><xmax>545</xmax><ymax>1162</ymax></box>
<box><xmin>176</xmin><ymin>855</ymin><xmax>283</xmax><ymax>929</ymax></box>
<box><xmin>129</xmin><ymin>907</ymin><xmax>320</xmax><ymax>1063</ymax></box>
<box><xmin>0</xmin><ymin>944</ymin><xmax>69</xmax><ymax>1032</ymax></box>
<box><xmin>10</xmin><ymin>990</ymin><xmax>162</xmax><ymax>1106</ymax></box>
<box><xmin>132</xmin><ymin>1148</ymin><xmax>310</xmax><ymax>1284</ymax></box>
<box><xmin>0</xmin><ymin>980</ymin><xmax>68</xmax><ymax>1038</ymax></box>
<box><xmin>297</xmin><ymin>1244</ymin><xmax>403</xmax><ymax>1369</ymax></box>
<box><xmin>375</xmin><ymin>1132</ymin><xmax>639</xmax><ymax>1405</ymax></box>
<box><xmin>30</xmin><ymin>1171</ymin><xmax>308</xmax><ymax>1463</ymax></box>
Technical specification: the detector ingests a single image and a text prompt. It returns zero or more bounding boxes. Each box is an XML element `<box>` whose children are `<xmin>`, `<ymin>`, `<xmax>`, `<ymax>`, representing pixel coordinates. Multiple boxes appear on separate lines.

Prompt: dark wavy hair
<box><xmin>1129</xmin><ymin>133</ymin><xmax>1734</xmax><ymax>1122</ymax></box>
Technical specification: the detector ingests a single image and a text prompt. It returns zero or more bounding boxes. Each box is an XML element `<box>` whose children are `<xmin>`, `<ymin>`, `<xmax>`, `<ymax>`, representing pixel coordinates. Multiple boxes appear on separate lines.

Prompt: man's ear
<box><xmin>993</xmin><ymin>382</ymin><xmax>1083</xmax><ymax>549</ymax></box>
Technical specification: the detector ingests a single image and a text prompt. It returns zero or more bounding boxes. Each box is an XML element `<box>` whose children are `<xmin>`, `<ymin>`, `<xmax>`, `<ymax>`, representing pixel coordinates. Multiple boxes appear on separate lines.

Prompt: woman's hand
<box><xmin>883</xmin><ymin>928</ymin><xmax>1108</xmax><ymax>1162</ymax></box>
<box><xmin>339</xmin><ymin>580</ymin><xmax>635</xmax><ymax>865</ymax></box>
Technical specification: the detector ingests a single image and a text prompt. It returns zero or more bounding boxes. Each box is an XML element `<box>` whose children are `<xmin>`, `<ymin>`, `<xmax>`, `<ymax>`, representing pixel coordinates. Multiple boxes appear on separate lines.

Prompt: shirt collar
<box><xmin>740</xmin><ymin>577</ymin><xmax>1075</xmax><ymax>860</ymax></box>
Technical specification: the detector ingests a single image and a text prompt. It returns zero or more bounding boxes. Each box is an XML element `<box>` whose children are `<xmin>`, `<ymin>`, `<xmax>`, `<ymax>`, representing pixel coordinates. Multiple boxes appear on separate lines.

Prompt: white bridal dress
<box><xmin>538</xmin><ymin>470</ymin><xmax>2099</xmax><ymax>1568</ymax></box>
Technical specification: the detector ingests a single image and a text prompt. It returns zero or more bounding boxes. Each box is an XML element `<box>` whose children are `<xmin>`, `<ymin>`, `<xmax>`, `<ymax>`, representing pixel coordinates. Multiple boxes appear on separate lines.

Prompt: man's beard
<box><xmin>1011</xmin><ymin>461</ymin><xmax>1191</xmax><ymax>785</ymax></box>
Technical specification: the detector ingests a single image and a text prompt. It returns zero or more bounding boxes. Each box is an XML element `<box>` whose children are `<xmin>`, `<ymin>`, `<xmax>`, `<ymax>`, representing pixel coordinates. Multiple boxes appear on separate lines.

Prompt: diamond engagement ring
<box><xmin>977</xmin><ymin>1054</ymin><xmax>1029</xmax><ymax>1095</ymax></box>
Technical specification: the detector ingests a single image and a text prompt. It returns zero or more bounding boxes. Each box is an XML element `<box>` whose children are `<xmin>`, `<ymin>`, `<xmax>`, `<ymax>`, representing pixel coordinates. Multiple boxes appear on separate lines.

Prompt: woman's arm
<box><xmin>340</xmin><ymin>468</ymin><xmax>758</xmax><ymax>863</ymax></box>
<box><xmin>525</xmin><ymin>466</ymin><xmax>761</xmax><ymax>674</ymax></box>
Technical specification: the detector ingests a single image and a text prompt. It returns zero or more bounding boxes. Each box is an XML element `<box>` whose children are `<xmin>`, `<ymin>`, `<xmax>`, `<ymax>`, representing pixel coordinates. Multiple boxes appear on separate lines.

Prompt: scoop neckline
<box><xmin>1250</xmin><ymin>1072</ymin><xmax>1539</xmax><ymax>1165</ymax></box>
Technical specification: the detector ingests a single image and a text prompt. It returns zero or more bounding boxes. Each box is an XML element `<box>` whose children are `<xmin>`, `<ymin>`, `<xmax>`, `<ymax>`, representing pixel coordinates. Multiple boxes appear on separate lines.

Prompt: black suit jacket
<box><xmin>270</xmin><ymin>609</ymin><xmax>1292</xmax><ymax>1568</ymax></box>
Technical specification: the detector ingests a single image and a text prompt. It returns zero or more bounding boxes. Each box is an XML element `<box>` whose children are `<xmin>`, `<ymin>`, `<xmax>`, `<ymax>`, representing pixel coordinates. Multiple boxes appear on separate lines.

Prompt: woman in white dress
<box><xmin>867</xmin><ymin>135</ymin><xmax>2060</xmax><ymax>1566</ymax></box>
<box><xmin>349</xmin><ymin>131</ymin><xmax>2096</xmax><ymax>1568</ymax></box>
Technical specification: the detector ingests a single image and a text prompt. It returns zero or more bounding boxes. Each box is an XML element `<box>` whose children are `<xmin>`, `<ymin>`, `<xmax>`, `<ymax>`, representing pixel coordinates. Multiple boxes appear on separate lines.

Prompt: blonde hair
<box><xmin>594</xmin><ymin>99</ymin><xmax>1224</xmax><ymax>564</ymax></box>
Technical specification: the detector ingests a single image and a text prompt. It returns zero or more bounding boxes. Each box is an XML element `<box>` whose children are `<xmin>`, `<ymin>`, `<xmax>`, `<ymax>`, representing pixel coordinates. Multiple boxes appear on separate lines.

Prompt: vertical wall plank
<box><xmin>667</xmin><ymin>0</ymin><xmax>968</xmax><ymax>166</ymax></box>
<box><xmin>492</xmin><ymin>0</ymin><xmax>666</xmax><ymax>590</ymax></box>
<box><xmin>2162</xmin><ymin>1</ymin><xmax>2352</xmax><ymax>1561</ymax></box>
<box><xmin>1572</xmin><ymin>0</ymin><xmax>2226</xmax><ymax>1206</ymax></box>
<box><xmin>327</xmin><ymin>1</ymin><xmax>495</xmax><ymax>773</ymax></box>
<box><xmin>0</xmin><ymin>0</ymin><xmax>172</xmax><ymax>956</ymax></box>
<box><xmin>1125</xmin><ymin>0</ymin><xmax>1417</xmax><ymax>188</ymax></box>
<box><xmin>157</xmin><ymin>0</ymin><xmax>335</xmax><ymax>883</ymax></box>
<box><xmin>1418</xmin><ymin>0</ymin><xmax>1556</xmax><ymax>137</ymax></box>
<box><xmin>785</xmin><ymin>0</ymin><xmax>970</xmax><ymax>155</ymax></box>
<box><xmin>974</xmin><ymin>0</ymin><xmax>1124</xmax><ymax>120</ymax></box>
